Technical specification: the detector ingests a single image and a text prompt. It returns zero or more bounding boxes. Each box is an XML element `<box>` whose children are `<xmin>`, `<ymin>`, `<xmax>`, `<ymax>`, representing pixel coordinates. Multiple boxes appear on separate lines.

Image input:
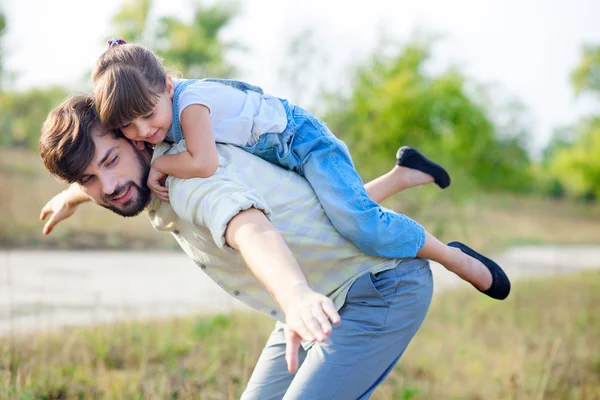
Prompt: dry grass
<box><xmin>1</xmin><ymin>271</ymin><xmax>598</xmax><ymax>399</ymax></box>
<box><xmin>3</xmin><ymin>148</ymin><xmax>600</xmax><ymax>252</ymax></box>
<box><xmin>393</xmin><ymin>192</ymin><xmax>600</xmax><ymax>253</ymax></box>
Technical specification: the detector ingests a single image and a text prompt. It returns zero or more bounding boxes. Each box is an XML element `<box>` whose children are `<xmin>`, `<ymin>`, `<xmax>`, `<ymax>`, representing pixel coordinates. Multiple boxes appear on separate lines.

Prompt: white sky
<box><xmin>4</xmin><ymin>0</ymin><xmax>600</xmax><ymax>153</ymax></box>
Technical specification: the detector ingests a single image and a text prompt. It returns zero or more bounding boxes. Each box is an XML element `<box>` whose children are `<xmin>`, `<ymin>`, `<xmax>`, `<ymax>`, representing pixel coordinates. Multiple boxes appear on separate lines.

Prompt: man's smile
<box><xmin>110</xmin><ymin>185</ymin><xmax>133</xmax><ymax>205</ymax></box>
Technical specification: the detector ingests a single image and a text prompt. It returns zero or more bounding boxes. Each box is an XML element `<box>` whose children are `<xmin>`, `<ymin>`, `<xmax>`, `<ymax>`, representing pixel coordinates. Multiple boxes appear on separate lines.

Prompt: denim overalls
<box><xmin>167</xmin><ymin>79</ymin><xmax>426</xmax><ymax>259</ymax></box>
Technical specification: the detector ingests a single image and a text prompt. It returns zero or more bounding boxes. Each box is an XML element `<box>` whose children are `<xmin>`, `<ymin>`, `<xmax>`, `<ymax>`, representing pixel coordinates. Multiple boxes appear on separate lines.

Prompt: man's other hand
<box><xmin>39</xmin><ymin>190</ymin><xmax>78</xmax><ymax>235</ymax></box>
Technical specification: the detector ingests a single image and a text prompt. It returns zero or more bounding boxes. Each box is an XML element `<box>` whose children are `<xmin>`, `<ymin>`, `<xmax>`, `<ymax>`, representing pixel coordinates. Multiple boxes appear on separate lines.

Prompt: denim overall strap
<box><xmin>167</xmin><ymin>79</ymin><xmax>198</xmax><ymax>143</ymax></box>
<box><xmin>201</xmin><ymin>78</ymin><xmax>264</xmax><ymax>95</ymax></box>
<box><xmin>167</xmin><ymin>78</ymin><xmax>265</xmax><ymax>143</ymax></box>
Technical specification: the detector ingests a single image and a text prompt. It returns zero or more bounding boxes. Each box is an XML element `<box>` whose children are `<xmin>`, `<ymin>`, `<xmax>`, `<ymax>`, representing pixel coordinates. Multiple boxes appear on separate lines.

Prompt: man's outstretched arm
<box><xmin>39</xmin><ymin>183</ymin><xmax>90</xmax><ymax>235</ymax></box>
<box><xmin>224</xmin><ymin>207</ymin><xmax>340</xmax><ymax>372</ymax></box>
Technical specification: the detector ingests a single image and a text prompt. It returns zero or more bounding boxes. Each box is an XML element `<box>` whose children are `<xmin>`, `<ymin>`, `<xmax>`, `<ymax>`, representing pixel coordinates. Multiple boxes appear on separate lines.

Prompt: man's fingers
<box><xmin>285</xmin><ymin>330</ymin><xmax>303</xmax><ymax>373</ymax></box>
<box><xmin>40</xmin><ymin>204</ymin><xmax>51</xmax><ymax>221</ymax></box>
<box><xmin>313</xmin><ymin>307</ymin><xmax>333</xmax><ymax>337</ymax></box>
<box><xmin>321</xmin><ymin>298</ymin><xmax>340</xmax><ymax>324</ymax></box>
<box><xmin>43</xmin><ymin>216</ymin><xmax>57</xmax><ymax>235</ymax></box>
<box><xmin>291</xmin><ymin>319</ymin><xmax>314</xmax><ymax>343</ymax></box>
<box><xmin>304</xmin><ymin>313</ymin><xmax>328</xmax><ymax>342</ymax></box>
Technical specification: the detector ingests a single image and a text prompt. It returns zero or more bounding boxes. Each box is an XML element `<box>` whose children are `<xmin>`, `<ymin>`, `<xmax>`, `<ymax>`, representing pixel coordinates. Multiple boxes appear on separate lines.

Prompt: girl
<box><xmin>92</xmin><ymin>39</ymin><xmax>509</xmax><ymax>300</ymax></box>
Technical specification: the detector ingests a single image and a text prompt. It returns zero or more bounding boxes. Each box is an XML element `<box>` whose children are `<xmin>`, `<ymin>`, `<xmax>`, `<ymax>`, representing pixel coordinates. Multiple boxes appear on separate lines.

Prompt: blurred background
<box><xmin>0</xmin><ymin>0</ymin><xmax>599</xmax><ymax>398</ymax></box>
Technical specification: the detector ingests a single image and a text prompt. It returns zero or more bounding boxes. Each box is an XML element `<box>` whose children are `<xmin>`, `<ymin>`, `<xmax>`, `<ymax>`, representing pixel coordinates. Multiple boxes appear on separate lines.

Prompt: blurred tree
<box><xmin>111</xmin><ymin>0</ymin><xmax>153</xmax><ymax>44</ymax></box>
<box><xmin>324</xmin><ymin>39</ymin><xmax>533</xmax><ymax>192</ymax></box>
<box><xmin>549</xmin><ymin>118</ymin><xmax>600</xmax><ymax>200</ymax></box>
<box><xmin>543</xmin><ymin>44</ymin><xmax>600</xmax><ymax>200</ymax></box>
<box><xmin>155</xmin><ymin>2</ymin><xmax>239</xmax><ymax>78</ymax></box>
<box><xmin>541</xmin><ymin>127</ymin><xmax>574</xmax><ymax>167</ymax></box>
<box><xmin>0</xmin><ymin>87</ymin><xmax>68</xmax><ymax>149</ymax></box>
<box><xmin>0</xmin><ymin>11</ymin><xmax>68</xmax><ymax>151</ymax></box>
<box><xmin>0</xmin><ymin>9</ymin><xmax>7</xmax><ymax>91</ymax></box>
<box><xmin>111</xmin><ymin>0</ymin><xmax>239</xmax><ymax>78</ymax></box>
<box><xmin>277</xmin><ymin>28</ymin><xmax>327</xmax><ymax>110</ymax></box>
<box><xmin>571</xmin><ymin>44</ymin><xmax>600</xmax><ymax>100</ymax></box>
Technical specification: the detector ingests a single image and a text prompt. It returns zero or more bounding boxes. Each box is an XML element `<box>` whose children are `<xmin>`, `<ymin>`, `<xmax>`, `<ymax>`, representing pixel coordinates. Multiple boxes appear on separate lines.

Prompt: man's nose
<box><xmin>100</xmin><ymin>174</ymin><xmax>119</xmax><ymax>196</ymax></box>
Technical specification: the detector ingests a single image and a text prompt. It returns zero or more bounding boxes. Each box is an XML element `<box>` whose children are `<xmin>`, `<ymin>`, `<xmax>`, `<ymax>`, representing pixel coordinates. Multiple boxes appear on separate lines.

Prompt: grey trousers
<box><xmin>241</xmin><ymin>258</ymin><xmax>433</xmax><ymax>400</ymax></box>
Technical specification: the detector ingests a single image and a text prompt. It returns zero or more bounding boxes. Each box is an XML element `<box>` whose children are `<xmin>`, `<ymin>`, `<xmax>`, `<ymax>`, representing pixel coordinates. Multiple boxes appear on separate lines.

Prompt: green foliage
<box><xmin>0</xmin><ymin>86</ymin><xmax>68</xmax><ymax>149</ymax></box>
<box><xmin>324</xmin><ymin>39</ymin><xmax>533</xmax><ymax>192</ymax></box>
<box><xmin>0</xmin><ymin>1</ymin><xmax>239</xmax><ymax>151</ymax></box>
<box><xmin>111</xmin><ymin>0</ymin><xmax>239</xmax><ymax>79</ymax></box>
<box><xmin>543</xmin><ymin>44</ymin><xmax>600</xmax><ymax>201</ymax></box>
<box><xmin>571</xmin><ymin>44</ymin><xmax>600</xmax><ymax>99</ymax></box>
<box><xmin>155</xmin><ymin>2</ymin><xmax>239</xmax><ymax>78</ymax></box>
<box><xmin>0</xmin><ymin>9</ymin><xmax>6</xmax><ymax>90</ymax></box>
<box><xmin>550</xmin><ymin>118</ymin><xmax>600</xmax><ymax>200</ymax></box>
<box><xmin>110</xmin><ymin>0</ymin><xmax>152</xmax><ymax>44</ymax></box>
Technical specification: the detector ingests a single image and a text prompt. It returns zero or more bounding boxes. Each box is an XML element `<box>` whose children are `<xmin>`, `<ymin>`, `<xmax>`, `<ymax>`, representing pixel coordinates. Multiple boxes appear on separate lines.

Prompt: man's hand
<box><xmin>282</xmin><ymin>284</ymin><xmax>340</xmax><ymax>372</ymax></box>
<box><xmin>225</xmin><ymin>208</ymin><xmax>341</xmax><ymax>373</ymax></box>
<box><xmin>39</xmin><ymin>186</ymin><xmax>87</xmax><ymax>235</ymax></box>
<box><xmin>147</xmin><ymin>167</ymin><xmax>169</xmax><ymax>202</ymax></box>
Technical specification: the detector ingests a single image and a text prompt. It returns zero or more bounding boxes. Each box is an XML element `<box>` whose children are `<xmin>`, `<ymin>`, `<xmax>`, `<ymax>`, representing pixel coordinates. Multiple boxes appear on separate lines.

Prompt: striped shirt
<box><xmin>147</xmin><ymin>141</ymin><xmax>402</xmax><ymax>321</ymax></box>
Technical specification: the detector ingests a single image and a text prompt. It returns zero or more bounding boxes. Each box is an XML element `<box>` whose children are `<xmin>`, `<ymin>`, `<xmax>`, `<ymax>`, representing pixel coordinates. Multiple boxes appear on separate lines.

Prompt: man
<box><xmin>38</xmin><ymin>94</ymin><xmax>477</xmax><ymax>398</ymax></box>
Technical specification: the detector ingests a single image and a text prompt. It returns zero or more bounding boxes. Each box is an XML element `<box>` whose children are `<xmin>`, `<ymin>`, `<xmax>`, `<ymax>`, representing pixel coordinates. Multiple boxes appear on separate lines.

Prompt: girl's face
<box><xmin>119</xmin><ymin>77</ymin><xmax>174</xmax><ymax>145</ymax></box>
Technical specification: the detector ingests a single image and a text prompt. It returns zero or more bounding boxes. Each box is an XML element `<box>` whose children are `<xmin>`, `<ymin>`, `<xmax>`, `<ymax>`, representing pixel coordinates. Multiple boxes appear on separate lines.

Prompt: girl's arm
<box><xmin>151</xmin><ymin>104</ymin><xmax>219</xmax><ymax>179</ymax></box>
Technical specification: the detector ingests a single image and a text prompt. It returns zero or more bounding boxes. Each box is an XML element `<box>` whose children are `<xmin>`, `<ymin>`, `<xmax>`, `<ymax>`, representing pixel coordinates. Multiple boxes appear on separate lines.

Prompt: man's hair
<box><xmin>92</xmin><ymin>43</ymin><xmax>168</xmax><ymax>131</ymax></box>
<box><xmin>39</xmin><ymin>94</ymin><xmax>118</xmax><ymax>183</ymax></box>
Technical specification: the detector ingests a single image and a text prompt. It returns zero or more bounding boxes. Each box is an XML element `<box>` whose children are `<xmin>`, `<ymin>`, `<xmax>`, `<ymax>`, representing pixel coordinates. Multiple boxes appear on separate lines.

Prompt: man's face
<box><xmin>78</xmin><ymin>127</ymin><xmax>152</xmax><ymax>217</ymax></box>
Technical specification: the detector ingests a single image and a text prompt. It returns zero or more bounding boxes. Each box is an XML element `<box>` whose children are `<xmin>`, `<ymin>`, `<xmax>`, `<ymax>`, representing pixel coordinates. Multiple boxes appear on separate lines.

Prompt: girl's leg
<box><xmin>364</xmin><ymin>164</ymin><xmax>434</xmax><ymax>203</ymax></box>
<box><xmin>294</xmin><ymin>128</ymin><xmax>501</xmax><ymax>297</ymax></box>
<box><xmin>417</xmin><ymin>231</ymin><xmax>493</xmax><ymax>291</ymax></box>
<box><xmin>249</xmin><ymin>105</ymin><xmax>508</xmax><ymax>299</ymax></box>
<box><xmin>362</xmin><ymin>161</ymin><xmax>494</xmax><ymax>292</ymax></box>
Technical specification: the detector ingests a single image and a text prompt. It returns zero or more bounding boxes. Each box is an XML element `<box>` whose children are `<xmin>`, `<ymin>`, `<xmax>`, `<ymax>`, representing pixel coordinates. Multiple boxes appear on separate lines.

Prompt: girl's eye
<box><xmin>143</xmin><ymin>112</ymin><xmax>154</xmax><ymax>119</ymax></box>
<box><xmin>121</xmin><ymin>123</ymin><xmax>131</xmax><ymax>129</ymax></box>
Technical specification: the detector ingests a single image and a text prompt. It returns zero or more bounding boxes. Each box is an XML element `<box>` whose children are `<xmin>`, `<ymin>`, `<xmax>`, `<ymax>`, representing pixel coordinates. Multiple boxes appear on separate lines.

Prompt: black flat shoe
<box><xmin>448</xmin><ymin>241</ymin><xmax>511</xmax><ymax>300</ymax></box>
<box><xmin>396</xmin><ymin>146</ymin><xmax>451</xmax><ymax>189</ymax></box>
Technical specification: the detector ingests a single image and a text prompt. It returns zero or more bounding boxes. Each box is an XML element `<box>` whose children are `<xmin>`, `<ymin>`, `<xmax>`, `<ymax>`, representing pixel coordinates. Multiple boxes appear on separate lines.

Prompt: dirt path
<box><xmin>1</xmin><ymin>246</ymin><xmax>599</xmax><ymax>334</ymax></box>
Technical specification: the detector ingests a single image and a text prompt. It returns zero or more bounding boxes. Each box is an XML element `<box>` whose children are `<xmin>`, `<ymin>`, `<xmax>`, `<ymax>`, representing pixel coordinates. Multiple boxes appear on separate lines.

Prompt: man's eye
<box><xmin>80</xmin><ymin>176</ymin><xmax>93</xmax><ymax>185</ymax></box>
<box><xmin>107</xmin><ymin>156</ymin><xmax>118</xmax><ymax>166</ymax></box>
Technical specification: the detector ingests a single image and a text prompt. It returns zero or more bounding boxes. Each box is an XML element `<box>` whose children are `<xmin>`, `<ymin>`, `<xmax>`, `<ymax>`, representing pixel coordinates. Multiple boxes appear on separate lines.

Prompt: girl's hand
<box><xmin>148</xmin><ymin>167</ymin><xmax>169</xmax><ymax>202</ymax></box>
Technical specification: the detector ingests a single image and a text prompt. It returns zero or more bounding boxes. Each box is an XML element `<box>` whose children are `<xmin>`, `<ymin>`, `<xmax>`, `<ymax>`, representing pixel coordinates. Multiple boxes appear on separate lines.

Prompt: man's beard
<box><xmin>102</xmin><ymin>149</ymin><xmax>152</xmax><ymax>217</ymax></box>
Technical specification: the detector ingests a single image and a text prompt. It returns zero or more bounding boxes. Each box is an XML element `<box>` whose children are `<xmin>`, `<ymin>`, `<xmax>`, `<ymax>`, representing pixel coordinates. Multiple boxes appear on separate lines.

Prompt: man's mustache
<box><xmin>103</xmin><ymin>182</ymin><xmax>135</xmax><ymax>203</ymax></box>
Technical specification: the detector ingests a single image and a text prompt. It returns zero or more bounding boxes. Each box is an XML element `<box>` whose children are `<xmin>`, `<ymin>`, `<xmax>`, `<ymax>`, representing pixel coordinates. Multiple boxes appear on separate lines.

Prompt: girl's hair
<box><xmin>92</xmin><ymin>43</ymin><xmax>167</xmax><ymax>130</ymax></box>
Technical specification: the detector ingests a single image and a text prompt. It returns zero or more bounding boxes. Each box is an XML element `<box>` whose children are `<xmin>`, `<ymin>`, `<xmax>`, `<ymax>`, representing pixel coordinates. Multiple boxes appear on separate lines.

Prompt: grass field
<box><xmin>1</xmin><ymin>271</ymin><xmax>598</xmax><ymax>399</ymax></box>
<box><xmin>2</xmin><ymin>148</ymin><xmax>600</xmax><ymax>252</ymax></box>
<box><xmin>2</xmin><ymin>147</ymin><xmax>600</xmax><ymax>399</ymax></box>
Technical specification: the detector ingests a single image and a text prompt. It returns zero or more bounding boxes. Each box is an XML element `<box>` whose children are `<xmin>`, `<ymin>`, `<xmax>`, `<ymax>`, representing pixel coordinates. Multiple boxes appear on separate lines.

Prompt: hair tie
<box><xmin>108</xmin><ymin>37</ymin><xmax>126</xmax><ymax>48</ymax></box>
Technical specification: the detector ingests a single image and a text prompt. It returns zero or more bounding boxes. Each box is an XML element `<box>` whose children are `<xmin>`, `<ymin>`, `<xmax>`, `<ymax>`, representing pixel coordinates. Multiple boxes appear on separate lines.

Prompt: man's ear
<box><xmin>133</xmin><ymin>140</ymin><xmax>146</xmax><ymax>151</ymax></box>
